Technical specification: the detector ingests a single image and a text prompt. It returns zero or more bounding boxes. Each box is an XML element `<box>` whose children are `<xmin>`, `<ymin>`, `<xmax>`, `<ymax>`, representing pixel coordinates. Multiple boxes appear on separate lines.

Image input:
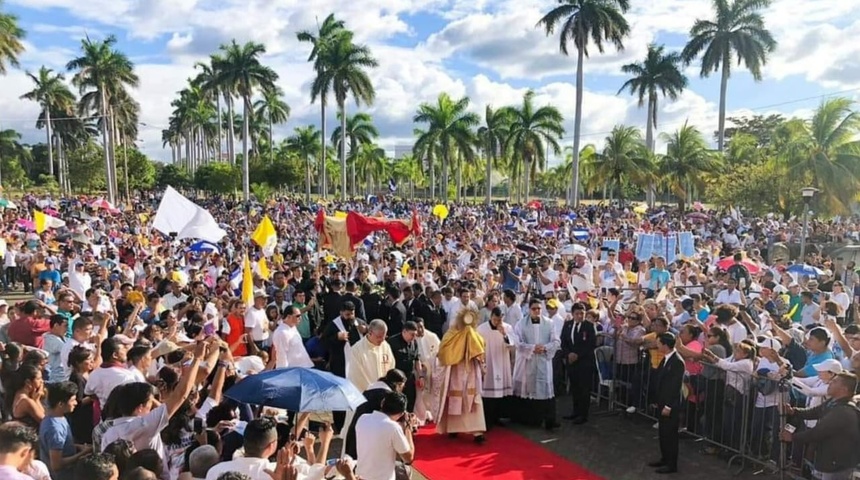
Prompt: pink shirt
<box><xmin>0</xmin><ymin>465</ymin><xmax>33</xmax><ymax>480</ymax></box>
<box><xmin>685</xmin><ymin>340</ymin><xmax>704</xmax><ymax>376</ymax></box>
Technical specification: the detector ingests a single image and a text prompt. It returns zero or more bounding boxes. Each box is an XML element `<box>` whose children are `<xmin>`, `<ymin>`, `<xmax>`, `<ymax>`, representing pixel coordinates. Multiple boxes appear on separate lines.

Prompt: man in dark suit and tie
<box><xmin>321</xmin><ymin>301</ymin><xmax>366</xmax><ymax>432</ymax></box>
<box><xmin>416</xmin><ymin>290</ymin><xmax>446</xmax><ymax>338</ymax></box>
<box><xmin>385</xmin><ymin>285</ymin><xmax>407</xmax><ymax>336</ymax></box>
<box><xmin>649</xmin><ymin>332</ymin><xmax>685</xmax><ymax>474</ymax></box>
<box><xmin>561</xmin><ymin>302</ymin><xmax>597</xmax><ymax>424</ymax></box>
<box><xmin>340</xmin><ymin>280</ymin><xmax>366</xmax><ymax>322</ymax></box>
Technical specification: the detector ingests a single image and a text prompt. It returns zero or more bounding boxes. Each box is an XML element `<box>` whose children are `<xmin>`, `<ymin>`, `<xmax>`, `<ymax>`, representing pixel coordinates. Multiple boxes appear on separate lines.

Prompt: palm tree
<box><xmin>67</xmin><ymin>34</ymin><xmax>139</xmax><ymax>204</ymax></box>
<box><xmin>193</xmin><ymin>55</ymin><xmax>225</xmax><ymax>161</ymax></box>
<box><xmin>324</xmin><ymin>33</ymin><xmax>378</xmax><ymax>201</ymax></box>
<box><xmin>355</xmin><ymin>143</ymin><xmax>387</xmax><ymax>195</ymax></box>
<box><xmin>286</xmin><ymin>125</ymin><xmax>321</xmax><ymax>202</ymax></box>
<box><xmin>618</xmin><ymin>44</ymin><xmax>687</xmax><ymax>206</ymax></box>
<box><xmin>20</xmin><ymin>67</ymin><xmax>76</xmax><ymax>178</ymax></box>
<box><xmin>779</xmin><ymin>98</ymin><xmax>860</xmax><ymax>213</ymax></box>
<box><xmin>537</xmin><ymin>0</ymin><xmax>631</xmax><ymax>205</ymax></box>
<box><xmin>253</xmin><ymin>86</ymin><xmax>291</xmax><ymax>163</ymax></box>
<box><xmin>658</xmin><ymin>122</ymin><xmax>721</xmax><ymax>211</ymax></box>
<box><xmin>0</xmin><ymin>1</ymin><xmax>24</xmax><ymax>75</ymax></box>
<box><xmin>502</xmin><ymin>90</ymin><xmax>565</xmax><ymax>202</ymax></box>
<box><xmin>214</xmin><ymin>40</ymin><xmax>278</xmax><ymax>201</ymax></box>
<box><xmin>586</xmin><ymin>125</ymin><xmax>655</xmax><ymax>200</ymax></box>
<box><xmin>331</xmin><ymin>112</ymin><xmax>378</xmax><ymax>196</ymax></box>
<box><xmin>298</xmin><ymin>14</ymin><xmax>347</xmax><ymax>199</ymax></box>
<box><xmin>681</xmin><ymin>0</ymin><xmax>777</xmax><ymax>151</ymax></box>
<box><xmin>477</xmin><ymin>105</ymin><xmax>512</xmax><ymax>206</ymax></box>
<box><xmin>413</xmin><ymin>93</ymin><xmax>479</xmax><ymax>201</ymax></box>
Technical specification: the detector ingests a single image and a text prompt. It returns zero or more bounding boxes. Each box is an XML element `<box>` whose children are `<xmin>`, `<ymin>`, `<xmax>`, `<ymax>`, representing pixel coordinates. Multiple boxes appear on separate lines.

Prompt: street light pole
<box><xmin>799</xmin><ymin>187</ymin><xmax>819</xmax><ymax>262</ymax></box>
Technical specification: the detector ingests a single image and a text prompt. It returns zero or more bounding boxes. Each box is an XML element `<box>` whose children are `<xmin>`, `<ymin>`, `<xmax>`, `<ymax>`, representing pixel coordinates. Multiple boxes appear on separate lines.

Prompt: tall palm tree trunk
<box><xmin>524</xmin><ymin>158</ymin><xmax>531</xmax><ymax>202</ymax></box>
<box><xmin>45</xmin><ymin>108</ymin><xmax>54</xmax><ymax>177</ymax></box>
<box><xmin>216</xmin><ymin>93</ymin><xmax>223</xmax><ymax>161</ymax></box>
<box><xmin>646</xmin><ymin>94</ymin><xmax>656</xmax><ymax>207</ymax></box>
<box><xmin>455</xmin><ymin>153</ymin><xmax>462</xmax><ymax>202</ymax></box>
<box><xmin>242</xmin><ymin>96</ymin><xmax>251</xmax><ymax>201</ymax></box>
<box><xmin>339</xmin><ymin>103</ymin><xmax>348</xmax><ymax>201</ymax></box>
<box><xmin>109</xmin><ymin>109</ymin><xmax>119</xmax><ymax>204</ymax></box>
<box><xmin>571</xmin><ymin>45</ymin><xmax>585</xmax><ymax>206</ymax></box>
<box><xmin>485</xmin><ymin>152</ymin><xmax>493</xmax><ymax>206</ymax></box>
<box><xmin>226</xmin><ymin>95</ymin><xmax>236</xmax><ymax>164</ymax></box>
<box><xmin>57</xmin><ymin>135</ymin><xmax>64</xmax><ymax>193</ymax></box>
<box><xmin>442</xmin><ymin>152</ymin><xmax>449</xmax><ymax>202</ymax></box>
<box><xmin>717</xmin><ymin>57</ymin><xmax>730</xmax><ymax>152</ymax></box>
<box><xmin>100</xmin><ymin>88</ymin><xmax>114</xmax><ymax>203</ymax></box>
<box><xmin>428</xmin><ymin>155</ymin><xmax>435</xmax><ymax>200</ymax></box>
<box><xmin>269</xmin><ymin>114</ymin><xmax>274</xmax><ymax>163</ymax></box>
<box><xmin>320</xmin><ymin>102</ymin><xmax>327</xmax><ymax>198</ymax></box>
<box><xmin>305</xmin><ymin>155</ymin><xmax>311</xmax><ymax>203</ymax></box>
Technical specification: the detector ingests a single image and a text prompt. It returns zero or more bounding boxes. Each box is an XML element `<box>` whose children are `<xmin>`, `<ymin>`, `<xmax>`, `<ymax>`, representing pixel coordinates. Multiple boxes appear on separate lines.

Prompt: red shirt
<box><xmin>8</xmin><ymin>316</ymin><xmax>51</xmax><ymax>349</ymax></box>
<box><xmin>224</xmin><ymin>313</ymin><xmax>247</xmax><ymax>356</ymax></box>
<box><xmin>619</xmin><ymin>250</ymin><xmax>635</xmax><ymax>266</ymax></box>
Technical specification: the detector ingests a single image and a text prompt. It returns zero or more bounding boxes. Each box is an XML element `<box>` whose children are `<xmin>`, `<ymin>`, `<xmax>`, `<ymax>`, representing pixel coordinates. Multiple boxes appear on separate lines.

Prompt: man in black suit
<box><xmin>341</xmin><ymin>280</ymin><xmax>366</xmax><ymax>322</ymax></box>
<box><xmin>322</xmin><ymin>279</ymin><xmax>344</xmax><ymax>326</ymax></box>
<box><xmin>416</xmin><ymin>290</ymin><xmax>446</xmax><ymax>338</ymax></box>
<box><xmin>387</xmin><ymin>321</ymin><xmax>421</xmax><ymax>411</ymax></box>
<box><xmin>649</xmin><ymin>332</ymin><xmax>685</xmax><ymax>474</ymax></box>
<box><xmin>561</xmin><ymin>302</ymin><xmax>597</xmax><ymax>424</ymax></box>
<box><xmin>321</xmin><ymin>301</ymin><xmax>366</xmax><ymax>432</ymax></box>
<box><xmin>402</xmin><ymin>286</ymin><xmax>418</xmax><ymax>323</ymax></box>
<box><xmin>385</xmin><ymin>285</ymin><xmax>407</xmax><ymax>336</ymax></box>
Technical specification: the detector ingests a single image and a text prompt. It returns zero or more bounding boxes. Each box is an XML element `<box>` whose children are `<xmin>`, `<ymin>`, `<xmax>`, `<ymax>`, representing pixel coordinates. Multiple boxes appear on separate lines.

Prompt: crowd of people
<box><xmin>0</xmin><ymin>192</ymin><xmax>859</xmax><ymax>480</ymax></box>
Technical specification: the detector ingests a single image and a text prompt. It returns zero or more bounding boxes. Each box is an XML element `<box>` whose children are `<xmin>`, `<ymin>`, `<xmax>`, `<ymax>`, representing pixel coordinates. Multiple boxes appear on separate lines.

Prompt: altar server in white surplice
<box><xmin>414</xmin><ymin>317</ymin><xmax>441</xmax><ymax>425</ymax></box>
<box><xmin>512</xmin><ymin>298</ymin><xmax>561</xmax><ymax>430</ymax></box>
<box><xmin>477</xmin><ymin>306</ymin><xmax>516</xmax><ymax>427</ymax></box>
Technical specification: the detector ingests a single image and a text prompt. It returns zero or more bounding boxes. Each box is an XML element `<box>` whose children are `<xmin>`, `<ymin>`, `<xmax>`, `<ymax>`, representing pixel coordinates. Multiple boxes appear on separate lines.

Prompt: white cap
<box><xmin>813</xmin><ymin>359</ymin><xmax>843</xmax><ymax>374</ymax></box>
<box><xmin>757</xmin><ymin>337</ymin><xmax>782</xmax><ymax>350</ymax></box>
<box><xmin>253</xmin><ymin>289</ymin><xmax>267</xmax><ymax>298</ymax></box>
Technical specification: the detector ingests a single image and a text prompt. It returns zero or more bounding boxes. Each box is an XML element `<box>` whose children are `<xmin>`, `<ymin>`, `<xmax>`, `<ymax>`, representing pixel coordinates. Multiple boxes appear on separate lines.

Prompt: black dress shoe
<box><xmin>448</xmin><ymin>433</ymin><xmax>458</xmax><ymax>439</ymax></box>
<box><xmin>655</xmin><ymin>466</ymin><xmax>677</xmax><ymax>474</ymax></box>
<box><xmin>474</xmin><ymin>434</ymin><xmax>486</xmax><ymax>444</ymax></box>
<box><xmin>647</xmin><ymin>460</ymin><xmax>666</xmax><ymax>468</ymax></box>
<box><xmin>562</xmin><ymin>415</ymin><xmax>577</xmax><ymax>420</ymax></box>
<box><xmin>544</xmin><ymin>422</ymin><xmax>561</xmax><ymax>431</ymax></box>
<box><xmin>572</xmin><ymin>417</ymin><xmax>588</xmax><ymax>425</ymax></box>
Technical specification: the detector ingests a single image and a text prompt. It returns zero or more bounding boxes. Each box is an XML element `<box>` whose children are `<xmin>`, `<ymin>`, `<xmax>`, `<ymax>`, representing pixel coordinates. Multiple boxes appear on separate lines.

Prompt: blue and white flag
<box><xmin>229</xmin><ymin>267</ymin><xmax>242</xmax><ymax>290</ymax></box>
<box><xmin>665</xmin><ymin>234</ymin><xmax>678</xmax><ymax>264</ymax></box>
<box><xmin>678</xmin><ymin>232</ymin><xmax>696</xmax><ymax>259</ymax></box>
<box><xmin>572</xmin><ymin>228</ymin><xmax>589</xmax><ymax>241</ymax></box>
<box><xmin>388</xmin><ymin>178</ymin><xmax>397</xmax><ymax>192</ymax></box>
<box><xmin>601</xmin><ymin>238</ymin><xmax>620</xmax><ymax>261</ymax></box>
<box><xmin>635</xmin><ymin>234</ymin><xmax>655</xmax><ymax>261</ymax></box>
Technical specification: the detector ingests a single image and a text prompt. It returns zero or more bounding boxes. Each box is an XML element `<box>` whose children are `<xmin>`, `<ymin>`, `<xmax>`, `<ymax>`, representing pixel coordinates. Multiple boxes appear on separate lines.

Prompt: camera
<box><xmin>528</xmin><ymin>260</ymin><xmax>539</xmax><ymax>270</ymax></box>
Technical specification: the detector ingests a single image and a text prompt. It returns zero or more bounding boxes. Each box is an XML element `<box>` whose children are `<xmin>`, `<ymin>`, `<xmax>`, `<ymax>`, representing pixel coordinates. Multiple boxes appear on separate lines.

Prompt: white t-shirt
<box><xmin>244</xmin><ymin>307</ymin><xmax>269</xmax><ymax>342</ymax></box>
<box><xmin>355</xmin><ymin>411</ymin><xmax>411</xmax><ymax>480</ymax></box>
<box><xmin>58</xmin><ymin>338</ymin><xmax>93</xmax><ymax>382</ymax></box>
<box><xmin>271</xmin><ymin>323</ymin><xmax>313</xmax><ymax>369</ymax></box>
<box><xmin>205</xmin><ymin>457</ymin><xmax>273</xmax><ymax>480</ymax></box>
<box><xmin>715</xmin><ymin>289</ymin><xmax>742</xmax><ymax>305</ymax></box>
<box><xmin>162</xmin><ymin>292</ymin><xmax>188</xmax><ymax>310</ymax></box>
<box><xmin>724</xmin><ymin>321</ymin><xmax>749</xmax><ymax>345</ymax></box>
<box><xmin>85</xmin><ymin>365</ymin><xmax>140</xmax><ymax>406</ymax></box>
<box><xmin>539</xmin><ymin>268</ymin><xmax>558</xmax><ymax>295</ymax></box>
<box><xmin>101</xmin><ymin>404</ymin><xmax>170</xmax><ymax>479</ymax></box>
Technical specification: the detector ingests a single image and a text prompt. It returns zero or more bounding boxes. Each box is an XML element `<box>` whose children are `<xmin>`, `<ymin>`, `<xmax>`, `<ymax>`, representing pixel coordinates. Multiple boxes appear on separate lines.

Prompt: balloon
<box><xmin>432</xmin><ymin>204</ymin><xmax>449</xmax><ymax>221</ymax></box>
<box><xmin>334</xmin><ymin>211</ymin><xmax>348</xmax><ymax>219</ymax></box>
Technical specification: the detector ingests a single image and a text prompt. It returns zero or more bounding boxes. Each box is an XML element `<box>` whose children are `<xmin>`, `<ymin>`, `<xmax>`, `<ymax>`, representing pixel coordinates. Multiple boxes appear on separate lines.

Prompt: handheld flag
<box><xmin>388</xmin><ymin>178</ymin><xmax>397</xmax><ymax>193</ymax></box>
<box><xmin>34</xmin><ymin>210</ymin><xmax>66</xmax><ymax>234</ymax></box>
<box><xmin>257</xmin><ymin>257</ymin><xmax>271</xmax><ymax>280</ymax></box>
<box><xmin>251</xmin><ymin>215</ymin><xmax>277</xmax><ymax>257</ymax></box>
<box><xmin>241</xmin><ymin>255</ymin><xmax>254</xmax><ymax>306</ymax></box>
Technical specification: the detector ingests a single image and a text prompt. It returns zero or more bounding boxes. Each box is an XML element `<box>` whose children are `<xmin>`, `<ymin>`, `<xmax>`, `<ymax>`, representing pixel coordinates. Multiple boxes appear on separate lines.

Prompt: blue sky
<box><xmin>2</xmin><ymin>0</ymin><xmax>858</xmax><ymax>162</ymax></box>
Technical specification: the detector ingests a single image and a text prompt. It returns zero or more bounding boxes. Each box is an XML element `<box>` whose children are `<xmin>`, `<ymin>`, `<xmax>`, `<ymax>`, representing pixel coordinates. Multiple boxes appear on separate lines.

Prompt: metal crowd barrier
<box><xmin>579</xmin><ymin>343</ymin><xmax>836</xmax><ymax>479</ymax></box>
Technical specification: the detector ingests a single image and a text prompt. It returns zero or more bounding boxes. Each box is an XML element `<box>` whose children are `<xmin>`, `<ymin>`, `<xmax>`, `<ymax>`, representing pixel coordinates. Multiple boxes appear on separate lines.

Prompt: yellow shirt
<box><xmin>643</xmin><ymin>332</ymin><xmax>665</xmax><ymax>369</ymax></box>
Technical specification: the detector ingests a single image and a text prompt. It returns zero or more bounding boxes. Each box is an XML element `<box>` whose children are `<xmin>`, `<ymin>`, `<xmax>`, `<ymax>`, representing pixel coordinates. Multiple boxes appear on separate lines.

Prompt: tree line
<box><xmin>1</xmin><ymin>0</ymin><xmax>858</xmax><ymax>215</ymax></box>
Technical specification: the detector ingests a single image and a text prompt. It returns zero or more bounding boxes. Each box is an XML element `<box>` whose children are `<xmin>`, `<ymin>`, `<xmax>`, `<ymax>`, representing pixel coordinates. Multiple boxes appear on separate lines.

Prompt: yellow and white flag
<box><xmin>256</xmin><ymin>257</ymin><xmax>271</xmax><ymax>280</ymax></box>
<box><xmin>241</xmin><ymin>254</ymin><xmax>254</xmax><ymax>307</ymax></box>
<box><xmin>34</xmin><ymin>210</ymin><xmax>66</xmax><ymax>234</ymax></box>
<box><xmin>251</xmin><ymin>215</ymin><xmax>277</xmax><ymax>257</ymax></box>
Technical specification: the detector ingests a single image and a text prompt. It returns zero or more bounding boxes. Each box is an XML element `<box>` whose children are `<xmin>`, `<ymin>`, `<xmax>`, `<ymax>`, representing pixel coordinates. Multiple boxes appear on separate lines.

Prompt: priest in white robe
<box><xmin>414</xmin><ymin>317</ymin><xmax>440</xmax><ymax>425</ymax></box>
<box><xmin>477</xmin><ymin>306</ymin><xmax>516</xmax><ymax>428</ymax></box>
<box><xmin>513</xmin><ymin>298</ymin><xmax>561</xmax><ymax>430</ymax></box>
<box><xmin>348</xmin><ymin>319</ymin><xmax>395</xmax><ymax>392</ymax></box>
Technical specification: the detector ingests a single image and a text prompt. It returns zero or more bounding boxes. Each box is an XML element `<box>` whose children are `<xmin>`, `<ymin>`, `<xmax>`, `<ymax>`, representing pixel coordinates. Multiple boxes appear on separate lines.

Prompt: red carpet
<box><xmin>412</xmin><ymin>426</ymin><xmax>604</xmax><ymax>480</ymax></box>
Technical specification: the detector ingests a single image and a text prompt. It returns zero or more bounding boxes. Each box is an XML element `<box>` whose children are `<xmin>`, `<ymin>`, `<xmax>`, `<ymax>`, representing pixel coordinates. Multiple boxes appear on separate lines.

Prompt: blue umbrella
<box><xmin>224</xmin><ymin>367</ymin><xmax>367</xmax><ymax>412</ymax></box>
<box><xmin>188</xmin><ymin>240</ymin><xmax>221</xmax><ymax>254</ymax></box>
<box><xmin>786</xmin><ymin>264</ymin><xmax>824</xmax><ymax>277</ymax></box>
